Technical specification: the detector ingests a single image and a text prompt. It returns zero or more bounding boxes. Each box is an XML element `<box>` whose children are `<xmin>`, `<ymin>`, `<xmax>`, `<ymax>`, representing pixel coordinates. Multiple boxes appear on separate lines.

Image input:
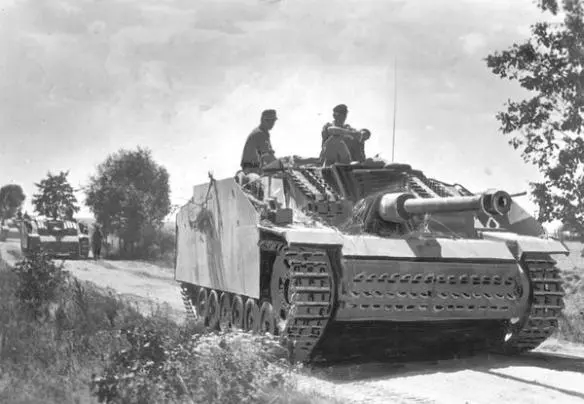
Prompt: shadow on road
<box><xmin>481</xmin><ymin>367</ymin><xmax>584</xmax><ymax>401</ymax></box>
<box><xmin>311</xmin><ymin>350</ymin><xmax>584</xmax><ymax>380</ymax></box>
<box><xmin>307</xmin><ymin>349</ymin><xmax>584</xmax><ymax>400</ymax></box>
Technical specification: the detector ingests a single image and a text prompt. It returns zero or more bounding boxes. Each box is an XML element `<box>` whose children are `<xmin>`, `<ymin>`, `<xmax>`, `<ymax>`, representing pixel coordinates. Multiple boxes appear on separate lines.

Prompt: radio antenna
<box><xmin>391</xmin><ymin>57</ymin><xmax>398</xmax><ymax>163</ymax></box>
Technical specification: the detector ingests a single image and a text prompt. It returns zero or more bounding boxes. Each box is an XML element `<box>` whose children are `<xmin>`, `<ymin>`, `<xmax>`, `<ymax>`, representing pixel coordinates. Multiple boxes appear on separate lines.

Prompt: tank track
<box><xmin>259</xmin><ymin>239</ymin><xmax>336</xmax><ymax>363</ymax></box>
<box><xmin>178</xmin><ymin>248</ymin><xmax>563</xmax><ymax>364</ymax></box>
<box><xmin>496</xmin><ymin>252</ymin><xmax>565</xmax><ymax>353</ymax></box>
<box><xmin>178</xmin><ymin>239</ymin><xmax>337</xmax><ymax>363</ymax></box>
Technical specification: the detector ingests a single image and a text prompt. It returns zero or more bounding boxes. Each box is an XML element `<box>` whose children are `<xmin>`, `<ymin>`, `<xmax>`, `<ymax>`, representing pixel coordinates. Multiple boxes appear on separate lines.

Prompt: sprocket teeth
<box><xmin>270</xmin><ymin>241</ymin><xmax>336</xmax><ymax>363</ymax></box>
<box><xmin>497</xmin><ymin>254</ymin><xmax>564</xmax><ymax>354</ymax></box>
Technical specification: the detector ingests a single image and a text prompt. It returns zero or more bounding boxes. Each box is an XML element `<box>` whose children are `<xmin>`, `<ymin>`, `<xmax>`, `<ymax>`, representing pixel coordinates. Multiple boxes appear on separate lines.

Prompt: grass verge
<box><xmin>554</xmin><ymin>242</ymin><xmax>584</xmax><ymax>344</ymax></box>
<box><xmin>0</xmin><ymin>254</ymin><xmax>343</xmax><ymax>404</ymax></box>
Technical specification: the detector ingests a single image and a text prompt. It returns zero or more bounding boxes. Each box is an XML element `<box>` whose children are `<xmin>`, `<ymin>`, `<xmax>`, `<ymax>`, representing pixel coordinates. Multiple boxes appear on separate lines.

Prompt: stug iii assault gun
<box><xmin>174</xmin><ymin>157</ymin><xmax>568</xmax><ymax>363</ymax></box>
<box><xmin>20</xmin><ymin>217</ymin><xmax>90</xmax><ymax>260</ymax></box>
<box><xmin>0</xmin><ymin>218</ymin><xmax>22</xmax><ymax>241</ymax></box>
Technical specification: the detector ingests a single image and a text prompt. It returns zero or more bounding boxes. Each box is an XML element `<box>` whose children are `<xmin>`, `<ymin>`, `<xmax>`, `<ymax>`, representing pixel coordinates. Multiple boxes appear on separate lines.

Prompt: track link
<box><xmin>260</xmin><ymin>239</ymin><xmax>336</xmax><ymax>363</ymax></box>
<box><xmin>497</xmin><ymin>253</ymin><xmax>565</xmax><ymax>353</ymax></box>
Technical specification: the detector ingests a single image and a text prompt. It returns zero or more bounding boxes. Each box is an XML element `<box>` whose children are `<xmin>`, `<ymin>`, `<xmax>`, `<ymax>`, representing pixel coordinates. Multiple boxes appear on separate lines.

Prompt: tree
<box><xmin>0</xmin><ymin>184</ymin><xmax>26</xmax><ymax>220</ymax></box>
<box><xmin>485</xmin><ymin>0</ymin><xmax>584</xmax><ymax>231</ymax></box>
<box><xmin>32</xmin><ymin>171</ymin><xmax>80</xmax><ymax>219</ymax></box>
<box><xmin>85</xmin><ymin>147</ymin><xmax>171</xmax><ymax>257</ymax></box>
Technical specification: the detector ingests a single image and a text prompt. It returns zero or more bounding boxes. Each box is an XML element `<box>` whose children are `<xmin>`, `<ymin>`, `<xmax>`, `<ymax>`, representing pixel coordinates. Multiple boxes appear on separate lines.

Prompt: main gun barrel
<box><xmin>378</xmin><ymin>190</ymin><xmax>512</xmax><ymax>223</ymax></box>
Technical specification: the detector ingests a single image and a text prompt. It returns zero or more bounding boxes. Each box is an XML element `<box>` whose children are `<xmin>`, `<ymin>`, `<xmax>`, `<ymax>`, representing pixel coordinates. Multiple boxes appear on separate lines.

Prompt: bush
<box><xmin>0</xmin><ymin>266</ymin><xmax>144</xmax><ymax>403</ymax></box>
<box><xmin>91</xmin><ymin>327</ymin><xmax>298</xmax><ymax>404</ymax></box>
<box><xmin>0</xmin><ymin>255</ymin><xmax>337</xmax><ymax>404</ymax></box>
<box><xmin>102</xmin><ymin>224</ymin><xmax>175</xmax><ymax>267</ymax></box>
<box><xmin>11</xmin><ymin>252</ymin><xmax>70</xmax><ymax>321</ymax></box>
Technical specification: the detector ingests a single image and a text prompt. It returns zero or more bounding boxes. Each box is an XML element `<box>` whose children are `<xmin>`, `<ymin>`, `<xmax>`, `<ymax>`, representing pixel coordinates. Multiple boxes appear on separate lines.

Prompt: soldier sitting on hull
<box><xmin>320</xmin><ymin>104</ymin><xmax>371</xmax><ymax>165</ymax></box>
<box><xmin>240</xmin><ymin>109</ymin><xmax>278</xmax><ymax>174</ymax></box>
<box><xmin>236</xmin><ymin>109</ymin><xmax>280</xmax><ymax>200</ymax></box>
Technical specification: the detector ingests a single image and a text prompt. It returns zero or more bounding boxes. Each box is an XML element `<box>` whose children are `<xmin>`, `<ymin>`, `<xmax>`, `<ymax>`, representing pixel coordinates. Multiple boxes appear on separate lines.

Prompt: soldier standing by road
<box><xmin>91</xmin><ymin>224</ymin><xmax>103</xmax><ymax>260</ymax></box>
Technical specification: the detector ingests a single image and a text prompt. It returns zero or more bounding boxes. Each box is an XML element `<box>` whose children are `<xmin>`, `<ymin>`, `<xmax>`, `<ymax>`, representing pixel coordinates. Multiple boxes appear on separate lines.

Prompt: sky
<box><xmin>0</xmin><ymin>0</ymin><xmax>561</xmax><ymax>223</ymax></box>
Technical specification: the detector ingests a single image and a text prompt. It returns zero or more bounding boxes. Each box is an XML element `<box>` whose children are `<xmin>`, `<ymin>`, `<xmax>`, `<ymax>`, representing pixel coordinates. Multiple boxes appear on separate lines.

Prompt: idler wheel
<box><xmin>259</xmin><ymin>301</ymin><xmax>276</xmax><ymax>335</ymax></box>
<box><xmin>231</xmin><ymin>295</ymin><xmax>245</xmax><ymax>329</ymax></box>
<box><xmin>197</xmin><ymin>287</ymin><xmax>208</xmax><ymax>321</ymax></box>
<box><xmin>245</xmin><ymin>299</ymin><xmax>260</xmax><ymax>333</ymax></box>
<box><xmin>218</xmin><ymin>292</ymin><xmax>231</xmax><ymax>331</ymax></box>
<box><xmin>206</xmin><ymin>290</ymin><xmax>220</xmax><ymax>330</ymax></box>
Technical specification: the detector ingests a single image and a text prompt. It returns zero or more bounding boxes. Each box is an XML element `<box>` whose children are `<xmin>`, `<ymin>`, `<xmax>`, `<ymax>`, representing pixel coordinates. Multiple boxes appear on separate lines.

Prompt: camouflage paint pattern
<box><xmin>174</xmin><ymin>178</ymin><xmax>260</xmax><ymax>298</ymax></box>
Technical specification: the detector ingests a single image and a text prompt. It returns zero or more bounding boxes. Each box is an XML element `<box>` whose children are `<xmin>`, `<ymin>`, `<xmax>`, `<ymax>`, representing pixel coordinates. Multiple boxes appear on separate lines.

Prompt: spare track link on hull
<box><xmin>260</xmin><ymin>239</ymin><xmax>336</xmax><ymax>363</ymax></box>
<box><xmin>499</xmin><ymin>252</ymin><xmax>565</xmax><ymax>353</ymax></box>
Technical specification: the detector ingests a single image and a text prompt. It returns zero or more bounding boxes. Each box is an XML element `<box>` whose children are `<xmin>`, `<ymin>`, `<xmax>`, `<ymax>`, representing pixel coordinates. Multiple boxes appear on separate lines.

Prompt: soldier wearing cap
<box><xmin>237</xmin><ymin>109</ymin><xmax>279</xmax><ymax>200</ymax></box>
<box><xmin>240</xmin><ymin>109</ymin><xmax>278</xmax><ymax>174</ymax></box>
<box><xmin>320</xmin><ymin>104</ymin><xmax>370</xmax><ymax>165</ymax></box>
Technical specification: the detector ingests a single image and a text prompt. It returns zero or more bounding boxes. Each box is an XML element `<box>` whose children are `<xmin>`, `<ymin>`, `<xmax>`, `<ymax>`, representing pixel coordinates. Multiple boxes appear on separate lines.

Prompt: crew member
<box><xmin>237</xmin><ymin>109</ymin><xmax>279</xmax><ymax>200</ymax></box>
<box><xmin>320</xmin><ymin>104</ymin><xmax>370</xmax><ymax>165</ymax></box>
<box><xmin>240</xmin><ymin>109</ymin><xmax>278</xmax><ymax>174</ymax></box>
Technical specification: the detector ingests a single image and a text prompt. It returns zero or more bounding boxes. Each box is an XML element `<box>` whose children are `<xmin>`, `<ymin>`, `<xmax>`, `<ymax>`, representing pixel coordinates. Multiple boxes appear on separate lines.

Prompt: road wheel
<box><xmin>206</xmin><ymin>290</ymin><xmax>220</xmax><ymax>330</ymax></box>
<box><xmin>259</xmin><ymin>301</ymin><xmax>276</xmax><ymax>335</ymax></box>
<box><xmin>245</xmin><ymin>299</ymin><xmax>260</xmax><ymax>333</ymax></box>
<box><xmin>219</xmin><ymin>292</ymin><xmax>231</xmax><ymax>331</ymax></box>
<box><xmin>231</xmin><ymin>295</ymin><xmax>244</xmax><ymax>329</ymax></box>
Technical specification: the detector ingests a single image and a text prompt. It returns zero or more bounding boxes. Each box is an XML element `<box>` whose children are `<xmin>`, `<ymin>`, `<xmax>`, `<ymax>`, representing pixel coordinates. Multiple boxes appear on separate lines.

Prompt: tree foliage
<box><xmin>486</xmin><ymin>0</ymin><xmax>584</xmax><ymax>230</ymax></box>
<box><xmin>0</xmin><ymin>184</ymin><xmax>26</xmax><ymax>220</ymax></box>
<box><xmin>85</xmin><ymin>147</ymin><xmax>171</xmax><ymax>257</ymax></box>
<box><xmin>32</xmin><ymin>171</ymin><xmax>80</xmax><ymax>220</ymax></box>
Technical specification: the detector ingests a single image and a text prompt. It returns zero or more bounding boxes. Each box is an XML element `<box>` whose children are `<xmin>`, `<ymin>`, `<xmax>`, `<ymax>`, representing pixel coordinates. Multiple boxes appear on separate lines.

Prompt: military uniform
<box><xmin>91</xmin><ymin>226</ymin><xmax>103</xmax><ymax>260</ymax></box>
<box><xmin>240</xmin><ymin>126</ymin><xmax>276</xmax><ymax>174</ymax></box>
<box><xmin>320</xmin><ymin>122</ymin><xmax>353</xmax><ymax>165</ymax></box>
<box><xmin>320</xmin><ymin>104</ymin><xmax>370</xmax><ymax>165</ymax></box>
<box><xmin>343</xmin><ymin>130</ymin><xmax>368</xmax><ymax>162</ymax></box>
<box><xmin>237</xmin><ymin>109</ymin><xmax>278</xmax><ymax>200</ymax></box>
<box><xmin>240</xmin><ymin>109</ymin><xmax>278</xmax><ymax>174</ymax></box>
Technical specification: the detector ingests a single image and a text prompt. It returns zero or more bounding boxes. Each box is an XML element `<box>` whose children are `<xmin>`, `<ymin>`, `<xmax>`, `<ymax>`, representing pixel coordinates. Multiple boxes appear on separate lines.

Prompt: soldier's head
<box><xmin>260</xmin><ymin>109</ymin><xmax>278</xmax><ymax>131</ymax></box>
<box><xmin>332</xmin><ymin>104</ymin><xmax>348</xmax><ymax>125</ymax></box>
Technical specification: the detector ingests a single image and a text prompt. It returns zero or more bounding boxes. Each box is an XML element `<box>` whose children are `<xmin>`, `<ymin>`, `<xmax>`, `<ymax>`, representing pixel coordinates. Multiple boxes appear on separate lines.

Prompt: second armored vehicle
<box><xmin>20</xmin><ymin>217</ymin><xmax>90</xmax><ymax>260</ymax></box>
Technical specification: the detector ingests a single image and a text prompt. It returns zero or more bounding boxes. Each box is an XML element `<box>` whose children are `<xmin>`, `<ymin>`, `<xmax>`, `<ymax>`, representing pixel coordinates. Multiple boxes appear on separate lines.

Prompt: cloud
<box><xmin>460</xmin><ymin>33</ymin><xmax>487</xmax><ymax>55</ymax></box>
<box><xmin>0</xmin><ymin>0</ymin><xmax>551</xmax><ymax>215</ymax></box>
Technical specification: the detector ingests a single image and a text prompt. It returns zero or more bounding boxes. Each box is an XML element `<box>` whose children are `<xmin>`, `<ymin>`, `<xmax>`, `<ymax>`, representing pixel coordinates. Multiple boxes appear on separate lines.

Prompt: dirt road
<box><xmin>0</xmin><ymin>240</ymin><xmax>185</xmax><ymax>322</ymax></box>
<box><xmin>295</xmin><ymin>343</ymin><xmax>584</xmax><ymax>404</ymax></box>
<box><xmin>2</xmin><ymin>239</ymin><xmax>584</xmax><ymax>404</ymax></box>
